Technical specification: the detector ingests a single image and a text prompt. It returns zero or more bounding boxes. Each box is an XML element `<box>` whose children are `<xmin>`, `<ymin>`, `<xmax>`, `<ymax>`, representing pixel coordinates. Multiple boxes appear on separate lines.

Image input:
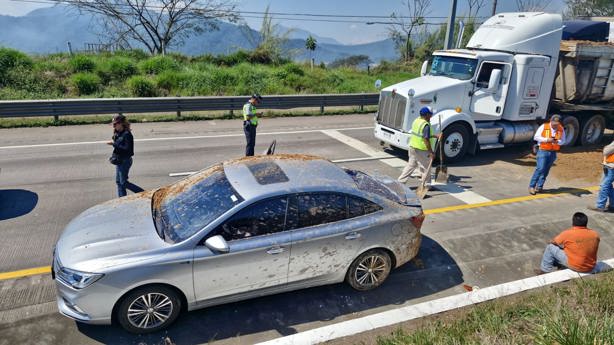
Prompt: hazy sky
<box><xmin>0</xmin><ymin>0</ymin><xmax>566</xmax><ymax>44</ymax></box>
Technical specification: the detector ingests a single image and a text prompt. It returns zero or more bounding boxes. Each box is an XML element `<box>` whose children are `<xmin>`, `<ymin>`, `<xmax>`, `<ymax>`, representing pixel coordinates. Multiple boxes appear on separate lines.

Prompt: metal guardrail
<box><xmin>0</xmin><ymin>93</ymin><xmax>380</xmax><ymax>119</ymax></box>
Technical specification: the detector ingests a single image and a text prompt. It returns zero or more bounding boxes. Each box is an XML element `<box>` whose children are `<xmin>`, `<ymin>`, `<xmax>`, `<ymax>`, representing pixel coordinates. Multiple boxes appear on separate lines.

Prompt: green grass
<box><xmin>0</xmin><ymin>48</ymin><xmax>417</xmax><ymax>100</ymax></box>
<box><xmin>0</xmin><ymin>106</ymin><xmax>377</xmax><ymax>128</ymax></box>
<box><xmin>376</xmin><ymin>271</ymin><xmax>614</xmax><ymax>345</ymax></box>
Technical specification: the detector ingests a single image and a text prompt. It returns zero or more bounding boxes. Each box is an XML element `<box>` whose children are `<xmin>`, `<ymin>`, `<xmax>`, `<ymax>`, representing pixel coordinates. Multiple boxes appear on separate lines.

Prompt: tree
<box><xmin>305</xmin><ymin>35</ymin><xmax>317</xmax><ymax>69</ymax></box>
<box><xmin>565</xmin><ymin>0</ymin><xmax>614</xmax><ymax>17</ymax></box>
<box><xmin>68</xmin><ymin>0</ymin><xmax>239</xmax><ymax>55</ymax></box>
<box><xmin>515</xmin><ymin>0</ymin><xmax>552</xmax><ymax>11</ymax></box>
<box><xmin>242</xmin><ymin>5</ymin><xmax>293</xmax><ymax>64</ymax></box>
<box><xmin>388</xmin><ymin>0</ymin><xmax>431</xmax><ymax>62</ymax></box>
<box><xmin>329</xmin><ymin>55</ymin><xmax>372</xmax><ymax>69</ymax></box>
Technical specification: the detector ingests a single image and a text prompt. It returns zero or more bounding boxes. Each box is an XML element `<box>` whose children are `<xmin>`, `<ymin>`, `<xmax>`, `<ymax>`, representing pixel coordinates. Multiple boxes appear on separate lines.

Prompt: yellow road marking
<box><xmin>0</xmin><ymin>186</ymin><xmax>600</xmax><ymax>282</ymax></box>
<box><xmin>0</xmin><ymin>266</ymin><xmax>51</xmax><ymax>281</ymax></box>
<box><xmin>425</xmin><ymin>186</ymin><xmax>599</xmax><ymax>215</ymax></box>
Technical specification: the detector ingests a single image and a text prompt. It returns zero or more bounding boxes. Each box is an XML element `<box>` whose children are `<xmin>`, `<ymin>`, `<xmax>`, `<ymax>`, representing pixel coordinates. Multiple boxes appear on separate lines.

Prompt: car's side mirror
<box><xmin>204</xmin><ymin>235</ymin><xmax>229</xmax><ymax>254</ymax></box>
<box><xmin>420</xmin><ymin>60</ymin><xmax>429</xmax><ymax>77</ymax></box>
<box><xmin>487</xmin><ymin>69</ymin><xmax>502</xmax><ymax>92</ymax></box>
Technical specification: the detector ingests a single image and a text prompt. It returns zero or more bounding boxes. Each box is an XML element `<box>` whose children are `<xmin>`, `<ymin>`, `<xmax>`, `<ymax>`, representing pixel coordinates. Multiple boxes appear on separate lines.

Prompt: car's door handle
<box><xmin>266</xmin><ymin>246</ymin><xmax>285</xmax><ymax>255</ymax></box>
<box><xmin>345</xmin><ymin>232</ymin><xmax>361</xmax><ymax>240</ymax></box>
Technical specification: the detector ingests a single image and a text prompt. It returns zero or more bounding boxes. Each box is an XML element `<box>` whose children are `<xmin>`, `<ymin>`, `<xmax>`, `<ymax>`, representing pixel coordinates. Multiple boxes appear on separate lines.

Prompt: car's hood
<box><xmin>55</xmin><ymin>191</ymin><xmax>168</xmax><ymax>272</ymax></box>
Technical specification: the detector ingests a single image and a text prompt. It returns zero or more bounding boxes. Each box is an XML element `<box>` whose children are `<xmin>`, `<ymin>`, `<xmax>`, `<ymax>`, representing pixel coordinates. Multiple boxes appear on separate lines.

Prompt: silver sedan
<box><xmin>53</xmin><ymin>154</ymin><xmax>424</xmax><ymax>333</ymax></box>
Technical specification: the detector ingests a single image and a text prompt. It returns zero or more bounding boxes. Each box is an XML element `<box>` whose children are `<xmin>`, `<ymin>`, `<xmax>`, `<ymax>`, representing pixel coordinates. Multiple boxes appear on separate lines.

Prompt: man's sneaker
<box><xmin>529</xmin><ymin>187</ymin><xmax>536</xmax><ymax>195</ymax></box>
<box><xmin>535</xmin><ymin>187</ymin><xmax>542</xmax><ymax>193</ymax></box>
<box><xmin>587</xmin><ymin>206</ymin><xmax>608</xmax><ymax>212</ymax></box>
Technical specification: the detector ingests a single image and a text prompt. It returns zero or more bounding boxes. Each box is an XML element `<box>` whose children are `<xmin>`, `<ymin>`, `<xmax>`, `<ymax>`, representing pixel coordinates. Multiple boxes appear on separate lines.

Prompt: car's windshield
<box><xmin>153</xmin><ymin>165</ymin><xmax>243</xmax><ymax>243</ymax></box>
<box><xmin>429</xmin><ymin>55</ymin><xmax>477</xmax><ymax>80</ymax></box>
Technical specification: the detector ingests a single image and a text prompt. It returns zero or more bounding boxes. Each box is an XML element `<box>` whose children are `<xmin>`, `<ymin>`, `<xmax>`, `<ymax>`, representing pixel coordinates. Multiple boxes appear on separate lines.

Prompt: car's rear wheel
<box><xmin>346</xmin><ymin>249</ymin><xmax>392</xmax><ymax>291</ymax></box>
<box><xmin>116</xmin><ymin>285</ymin><xmax>181</xmax><ymax>334</ymax></box>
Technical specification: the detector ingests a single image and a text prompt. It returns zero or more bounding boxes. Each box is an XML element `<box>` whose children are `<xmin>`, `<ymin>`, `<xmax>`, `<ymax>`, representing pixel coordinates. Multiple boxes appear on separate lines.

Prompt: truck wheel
<box><xmin>562</xmin><ymin>115</ymin><xmax>580</xmax><ymax>146</ymax></box>
<box><xmin>579</xmin><ymin>115</ymin><xmax>605</xmax><ymax>146</ymax></box>
<box><xmin>442</xmin><ymin>123</ymin><xmax>470</xmax><ymax>163</ymax></box>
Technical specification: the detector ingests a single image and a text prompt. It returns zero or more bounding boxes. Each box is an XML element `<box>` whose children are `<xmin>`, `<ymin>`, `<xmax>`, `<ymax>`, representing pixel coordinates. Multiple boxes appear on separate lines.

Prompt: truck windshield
<box><xmin>429</xmin><ymin>55</ymin><xmax>477</xmax><ymax>80</ymax></box>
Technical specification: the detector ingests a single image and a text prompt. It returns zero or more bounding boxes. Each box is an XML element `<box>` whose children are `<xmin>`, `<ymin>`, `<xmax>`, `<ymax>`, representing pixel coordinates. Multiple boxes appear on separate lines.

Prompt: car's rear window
<box><xmin>344</xmin><ymin>169</ymin><xmax>404</xmax><ymax>203</ymax></box>
<box><xmin>158</xmin><ymin>166</ymin><xmax>243</xmax><ymax>242</ymax></box>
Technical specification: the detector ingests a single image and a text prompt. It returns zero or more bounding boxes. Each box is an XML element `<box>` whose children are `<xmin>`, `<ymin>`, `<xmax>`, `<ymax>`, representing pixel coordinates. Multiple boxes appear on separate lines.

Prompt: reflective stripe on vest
<box><xmin>539</xmin><ymin>123</ymin><xmax>562</xmax><ymax>151</ymax></box>
<box><xmin>605</xmin><ymin>153</ymin><xmax>614</xmax><ymax>164</ymax></box>
<box><xmin>243</xmin><ymin>103</ymin><xmax>259</xmax><ymax>125</ymax></box>
<box><xmin>409</xmin><ymin>117</ymin><xmax>436</xmax><ymax>151</ymax></box>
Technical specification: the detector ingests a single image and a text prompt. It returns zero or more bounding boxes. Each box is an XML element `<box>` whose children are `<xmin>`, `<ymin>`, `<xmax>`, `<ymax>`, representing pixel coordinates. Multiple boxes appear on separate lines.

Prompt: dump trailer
<box><xmin>374</xmin><ymin>12</ymin><xmax>614</xmax><ymax>162</ymax></box>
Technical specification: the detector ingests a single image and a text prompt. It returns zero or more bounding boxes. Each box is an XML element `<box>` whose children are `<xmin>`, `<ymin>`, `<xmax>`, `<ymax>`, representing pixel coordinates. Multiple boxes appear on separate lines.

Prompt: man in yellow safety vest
<box><xmin>243</xmin><ymin>94</ymin><xmax>263</xmax><ymax>156</ymax></box>
<box><xmin>398</xmin><ymin>106</ymin><xmax>438</xmax><ymax>184</ymax></box>
<box><xmin>588</xmin><ymin>139</ymin><xmax>614</xmax><ymax>212</ymax></box>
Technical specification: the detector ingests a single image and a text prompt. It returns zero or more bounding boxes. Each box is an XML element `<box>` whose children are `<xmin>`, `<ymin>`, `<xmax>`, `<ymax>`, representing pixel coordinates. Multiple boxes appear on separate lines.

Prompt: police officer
<box><xmin>398</xmin><ymin>106</ymin><xmax>437</xmax><ymax>184</ymax></box>
<box><xmin>243</xmin><ymin>94</ymin><xmax>263</xmax><ymax>156</ymax></box>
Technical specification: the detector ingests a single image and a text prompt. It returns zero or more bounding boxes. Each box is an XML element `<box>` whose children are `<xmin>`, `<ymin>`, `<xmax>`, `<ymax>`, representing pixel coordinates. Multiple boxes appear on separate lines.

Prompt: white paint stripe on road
<box><xmin>431</xmin><ymin>182</ymin><xmax>492</xmax><ymax>203</ymax></box>
<box><xmin>256</xmin><ymin>259</ymin><xmax>614</xmax><ymax>345</ymax></box>
<box><xmin>0</xmin><ymin>126</ymin><xmax>373</xmax><ymax>150</ymax></box>
<box><xmin>320</xmin><ymin>130</ymin><xmax>391</xmax><ymax>159</ymax></box>
<box><xmin>321</xmin><ymin>129</ymin><xmax>491</xmax><ymax>205</ymax></box>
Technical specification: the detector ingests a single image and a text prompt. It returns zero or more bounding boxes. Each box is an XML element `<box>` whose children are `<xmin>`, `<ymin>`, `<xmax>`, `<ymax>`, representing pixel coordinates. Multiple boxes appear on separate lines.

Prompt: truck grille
<box><xmin>377</xmin><ymin>91</ymin><xmax>407</xmax><ymax>130</ymax></box>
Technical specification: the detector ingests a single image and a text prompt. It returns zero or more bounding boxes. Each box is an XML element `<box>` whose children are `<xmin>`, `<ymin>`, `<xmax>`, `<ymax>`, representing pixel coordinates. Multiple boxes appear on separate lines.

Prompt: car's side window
<box><xmin>348</xmin><ymin>196</ymin><xmax>383</xmax><ymax>218</ymax></box>
<box><xmin>213</xmin><ymin>196</ymin><xmax>288</xmax><ymax>242</ymax></box>
<box><xmin>297</xmin><ymin>193</ymin><xmax>348</xmax><ymax>228</ymax></box>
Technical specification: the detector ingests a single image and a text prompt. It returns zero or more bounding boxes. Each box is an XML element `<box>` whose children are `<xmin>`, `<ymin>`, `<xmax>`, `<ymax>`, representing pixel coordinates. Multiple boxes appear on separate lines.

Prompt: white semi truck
<box><xmin>374</xmin><ymin>12</ymin><xmax>614</xmax><ymax>162</ymax></box>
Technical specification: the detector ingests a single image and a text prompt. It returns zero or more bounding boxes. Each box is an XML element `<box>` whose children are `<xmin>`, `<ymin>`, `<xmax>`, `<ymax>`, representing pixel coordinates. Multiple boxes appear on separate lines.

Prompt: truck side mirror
<box><xmin>487</xmin><ymin>69</ymin><xmax>502</xmax><ymax>92</ymax></box>
<box><xmin>420</xmin><ymin>60</ymin><xmax>429</xmax><ymax>77</ymax></box>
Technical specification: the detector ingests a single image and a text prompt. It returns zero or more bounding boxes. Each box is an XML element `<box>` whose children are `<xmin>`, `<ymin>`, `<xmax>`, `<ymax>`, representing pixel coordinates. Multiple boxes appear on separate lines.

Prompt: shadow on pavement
<box><xmin>0</xmin><ymin>189</ymin><xmax>39</xmax><ymax>221</ymax></box>
<box><xmin>76</xmin><ymin>236</ymin><xmax>462</xmax><ymax>344</ymax></box>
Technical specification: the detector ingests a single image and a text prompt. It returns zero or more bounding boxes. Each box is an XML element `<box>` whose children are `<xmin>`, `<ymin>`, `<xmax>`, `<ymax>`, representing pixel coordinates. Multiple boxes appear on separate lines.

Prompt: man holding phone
<box><xmin>243</xmin><ymin>94</ymin><xmax>263</xmax><ymax>156</ymax></box>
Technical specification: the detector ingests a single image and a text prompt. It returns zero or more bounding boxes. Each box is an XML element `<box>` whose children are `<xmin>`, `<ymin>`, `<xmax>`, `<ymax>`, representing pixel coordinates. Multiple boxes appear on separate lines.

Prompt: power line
<box><xmin>10</xmin><ymin>0</ymin><xmax>493</xmax><ymax>20</ymax></box>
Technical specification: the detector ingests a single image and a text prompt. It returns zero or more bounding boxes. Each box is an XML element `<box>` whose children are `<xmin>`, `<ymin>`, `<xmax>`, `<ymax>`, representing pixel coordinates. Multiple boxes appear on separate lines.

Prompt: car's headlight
<box><xmin>57</xmin><ymin>267</ymin><xmax>103</xmax><ymax>289</ymax></box>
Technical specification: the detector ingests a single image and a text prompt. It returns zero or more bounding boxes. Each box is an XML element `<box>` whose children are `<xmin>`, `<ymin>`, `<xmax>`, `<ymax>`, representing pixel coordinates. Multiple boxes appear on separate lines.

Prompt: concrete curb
<box><xmin>256</xmin><ymin>258</ymin><xmax>614</xmax><ymax>345</ymax></box>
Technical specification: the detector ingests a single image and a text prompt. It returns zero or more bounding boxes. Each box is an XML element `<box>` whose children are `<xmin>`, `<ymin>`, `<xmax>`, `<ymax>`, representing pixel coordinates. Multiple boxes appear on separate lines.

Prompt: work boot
<box><xmin>535</xmin><ymin>187</ymin><xmax>542</xmax><ymax>193</ymax></box>
<box><xmin>587</xmin><ymin>206</ymin><xmax>608</xmax><ymax>212</ymax></box>
<box><xmin>529</xmin><ymin>187</ymin><xmax>536</xmax><ymax>195</ymax></box>
<box><xmin>533</xmin><ymin>268</ymin><xmax>547</xmax><ymax>276</ymax></box>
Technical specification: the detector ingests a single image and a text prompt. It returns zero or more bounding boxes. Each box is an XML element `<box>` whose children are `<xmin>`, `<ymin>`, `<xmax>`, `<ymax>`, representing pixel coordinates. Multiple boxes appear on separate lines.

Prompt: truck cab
<box><xmin>375</xmin><ymin>12</ymin><xmax>564</xmax><ymax>162</ymax></box>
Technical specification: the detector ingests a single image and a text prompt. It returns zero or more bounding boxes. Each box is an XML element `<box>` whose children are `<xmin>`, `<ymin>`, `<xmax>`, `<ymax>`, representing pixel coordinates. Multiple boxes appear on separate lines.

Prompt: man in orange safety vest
<box><xmin>529</xmin><ymin>114</ymin><xmax>566</xmax><ymax>195</ymax></box>
<box><xmin>588</xmin><ymin>139</ymin><xmax>614</xmax><ymax>212</ymax></box>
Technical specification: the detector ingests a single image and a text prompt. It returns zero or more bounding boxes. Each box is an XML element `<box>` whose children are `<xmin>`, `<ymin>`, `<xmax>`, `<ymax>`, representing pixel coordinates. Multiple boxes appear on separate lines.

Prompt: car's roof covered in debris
<box><xmin>222</xmin><ymin>154</ymin><xmax>357</xmax><ymax>200</ymax></box>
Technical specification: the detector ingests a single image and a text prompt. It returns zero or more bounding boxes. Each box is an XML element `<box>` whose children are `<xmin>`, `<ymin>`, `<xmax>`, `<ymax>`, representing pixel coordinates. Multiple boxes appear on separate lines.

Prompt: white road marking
<box><xmin>431</xmin><ymin>182</ymin><xmax>492</xmax><ymax>203</ymax></box>
<box><xmin>320</xmin><ymin>129</ymin><xmax>491</xmax><ymax>204</ymax></box>
<box><xmin>256</xmin><ymin>259</ymin><xmax>614</xmax><ymax>345</ymax></box>
<box><xmin>0</xmin><ymin>126</ymin><xmax>373</xmax><ymax>150</ymax></box>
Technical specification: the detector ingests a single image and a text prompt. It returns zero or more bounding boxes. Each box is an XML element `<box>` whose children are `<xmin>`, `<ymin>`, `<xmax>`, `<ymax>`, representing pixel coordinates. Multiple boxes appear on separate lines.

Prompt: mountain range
<box><xmin>0</xmin><ymin>5</ymin><xmax>398</xmax><ymax>63</ymax></box>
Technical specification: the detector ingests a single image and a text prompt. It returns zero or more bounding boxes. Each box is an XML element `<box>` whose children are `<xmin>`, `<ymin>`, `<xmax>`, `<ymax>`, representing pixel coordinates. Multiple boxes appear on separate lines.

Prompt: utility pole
<box><xmin>444</xmin><ymin>0</ymin><xmax>458</xmax><ymax>50</ymax></box>
<box><xmin>491</xmin><ymin>0</ymin><xmax>497</xmax><ymax>16</ymax></box>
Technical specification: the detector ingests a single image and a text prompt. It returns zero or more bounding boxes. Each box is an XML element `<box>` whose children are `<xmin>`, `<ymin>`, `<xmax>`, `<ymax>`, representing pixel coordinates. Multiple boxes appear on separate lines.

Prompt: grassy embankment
<box><xmin>0</xmin><ymin>48</ymin><xmax>414</xmax><ymax>128</ymax></box>
<box><xmin>374</xmin><ymin>271</ymin><xmax>614</xmax><ymax>345</ymax></box>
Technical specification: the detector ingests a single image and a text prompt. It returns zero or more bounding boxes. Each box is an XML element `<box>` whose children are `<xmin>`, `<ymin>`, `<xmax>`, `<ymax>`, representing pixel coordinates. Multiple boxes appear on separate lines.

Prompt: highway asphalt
<box><xmin>0</xmin><ymin>114</ymin><xmax>612</xmax><ymax>344</ymax></box>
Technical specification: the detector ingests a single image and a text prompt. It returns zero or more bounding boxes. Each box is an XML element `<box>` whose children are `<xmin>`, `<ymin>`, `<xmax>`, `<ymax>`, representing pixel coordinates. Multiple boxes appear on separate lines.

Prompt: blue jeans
<box><xmin>529</xmin><ymin>150</ymin><xmax>557</xmax><ymax>189</ymax></box>
<box><xmin>540</xmin><ymin>243</ymin><xmax>568</xmax><ymax>273</ymax></box>
<box><xmin>540</xmin><ymin>243</ymin><xmax>609</xmax><ymax>274</ymax></box>
<box><xmin>596</xmin><ymin>167</ymin><xmax>614</xmax><ymax>209</ymax></box>
<box><xmin>115</xmin><ymin>157</ymin><xmax>144</xmax><ymax>197</ymax></box>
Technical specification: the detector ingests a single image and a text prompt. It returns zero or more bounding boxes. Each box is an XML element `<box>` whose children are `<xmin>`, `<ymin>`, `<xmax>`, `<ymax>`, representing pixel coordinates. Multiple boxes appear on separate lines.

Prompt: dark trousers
<box><xmin>115</xmin><ymin>157</ymin><xmax>144</xmax><ymax>197</ymax></box>
<box><xmin>244</xmin><ymin>121</ymin><xmax>257</xmax><ymax>156</ymax></box>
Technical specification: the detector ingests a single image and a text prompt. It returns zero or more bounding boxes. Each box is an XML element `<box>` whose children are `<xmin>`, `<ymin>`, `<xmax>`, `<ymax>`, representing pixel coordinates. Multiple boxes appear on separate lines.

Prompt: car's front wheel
<box><xmin>116</xmin><ymin>285</ymin><xmax>182</xmax><ymax>334</ymax></box>
<box><xmin>346</xmin><ymin>249</ymin><xmax>392</xmax><ymax>291</ymax></box>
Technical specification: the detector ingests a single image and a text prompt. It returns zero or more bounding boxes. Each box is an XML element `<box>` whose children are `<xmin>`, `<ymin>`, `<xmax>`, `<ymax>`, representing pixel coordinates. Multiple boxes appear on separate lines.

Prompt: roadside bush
<box><xmin>70</xmin><ymin>73</ymin><xmax>101</xmax><ymax>95</ymax></box>
<box><xmin>155</xmin><ymin>71</ymin><xmax>189</xmax><ymax>93</ymax></box>
<box><xmin>69</xmin><ymin>55</ymin><xmax>96</xmax><ymax>73</ymax></box>
<box><xmin>97</xmin><ymin>57</ymin><xmax>137</xmax><ymax>82</ymax></box>
<box><xmin>139</xmin><ymin>56</ymin><xmax>179</xmax><ymax>74</ymax></box>
<box><xmin>0</xmin><ymin>47</ymin><xmax>33</xmax><ymax>85</ymax></box>
<box><xmin>127</xmin><ymin>76</ymin><xmax>157</xmax><ymax>97</ymax></box>
<box><xmin>112</xmin><ymin>49</ymin><xmax>149</xmax><ymax>61</ymax></box>
<box><xmin>215</xmin><ymin>50</ymin><xmax>251</xmax><ymax>66</ymax></box>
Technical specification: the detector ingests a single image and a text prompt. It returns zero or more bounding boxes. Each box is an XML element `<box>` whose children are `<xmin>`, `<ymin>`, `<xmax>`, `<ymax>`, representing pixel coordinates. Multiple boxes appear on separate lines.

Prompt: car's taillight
<box><xmin>410</xmin><ymin>211</ymin><xmax>425</xmax><ymax>229</ymax></box>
